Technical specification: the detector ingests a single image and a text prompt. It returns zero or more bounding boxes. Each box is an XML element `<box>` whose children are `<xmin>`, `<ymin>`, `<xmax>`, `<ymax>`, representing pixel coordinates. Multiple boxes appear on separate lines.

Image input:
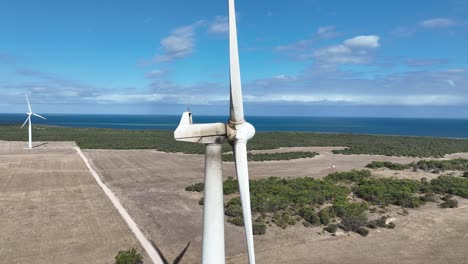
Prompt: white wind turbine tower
<box><xmin>21</xmin><ymin>95</ymin><xmax>46</xmax><ymax>149</ymax></box>
<box><xmin>174</xmin><ymin>0</ymin><xmax>256</xmax><ymax>263</ymax></box>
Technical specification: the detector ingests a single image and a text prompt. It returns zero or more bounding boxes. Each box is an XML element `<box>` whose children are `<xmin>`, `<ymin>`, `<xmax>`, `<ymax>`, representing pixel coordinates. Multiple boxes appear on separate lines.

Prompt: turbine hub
<box><xmin>226</xmin><ymin>121</ymin><xmax>255</xmax><ymax>143</ymax></box>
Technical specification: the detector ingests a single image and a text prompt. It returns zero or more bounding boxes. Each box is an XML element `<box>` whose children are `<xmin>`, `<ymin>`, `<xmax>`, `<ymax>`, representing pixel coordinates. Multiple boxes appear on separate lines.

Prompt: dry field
<box><xmin>0</xmin><ymin>141</ymin><xmax>144</xmax><ymax>264</ymax></box>
<box><xmin>83</xmin><ymin>147</ymin><xmax>468</xmax><ymax>264</ymax></box>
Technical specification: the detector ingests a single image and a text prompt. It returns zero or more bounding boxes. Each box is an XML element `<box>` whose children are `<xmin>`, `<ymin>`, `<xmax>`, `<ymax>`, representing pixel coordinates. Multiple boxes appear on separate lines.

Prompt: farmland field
<box><xmin>0</xmin><ymin>141</ymin><xmax>145</xmax><ymax>264</ymax></box>
<box><xmin>83</xmin><ymin>146</ymin><xmax>468</xmax><ymax>264</ymax></box>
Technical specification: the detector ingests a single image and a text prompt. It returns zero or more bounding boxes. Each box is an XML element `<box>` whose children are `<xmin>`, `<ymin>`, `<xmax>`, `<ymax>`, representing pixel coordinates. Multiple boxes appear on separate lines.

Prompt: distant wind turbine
<box><xmin>21</xmin><ymin>95</ymin><xmax>46</xmax><ymax>149</ymax></box>
<box><xmin>174</xmin><ymin>0</ymin><xmax>256</xmax><ymax>263</ymax></box>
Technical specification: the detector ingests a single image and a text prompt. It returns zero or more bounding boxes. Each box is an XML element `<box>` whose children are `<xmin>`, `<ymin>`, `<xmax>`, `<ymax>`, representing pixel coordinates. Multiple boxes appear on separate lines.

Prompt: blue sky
<box><xmin>1</xmin><ymin>0</ymin><xmax>467</xmax><ymax>117</ymax></box>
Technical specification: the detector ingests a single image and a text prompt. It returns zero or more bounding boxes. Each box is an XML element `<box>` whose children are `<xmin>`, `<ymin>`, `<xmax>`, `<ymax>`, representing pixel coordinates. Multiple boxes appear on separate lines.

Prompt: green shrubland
<box><xmin>222</xmin><ymin>151</ymin><xmax>319</xmax><ymax>162</ymax></box>
<box><xmin>366</xmin><ymin>161</ymin><xmax>410</xmax><ymax>170</ymax></box>
<box><xmin>3</xmin><ymin>125</ymin><xmax>468</xmax><ymax>157</ymax></box>
<box><xmin>186</xmin><ymin>170</ymin><xmax>468</xmax><ymax>236</ymax></box>
<box><xmin>366</xmin><ymin>158</ymin><xmax>468</xmax><ymax>173</ymax></box>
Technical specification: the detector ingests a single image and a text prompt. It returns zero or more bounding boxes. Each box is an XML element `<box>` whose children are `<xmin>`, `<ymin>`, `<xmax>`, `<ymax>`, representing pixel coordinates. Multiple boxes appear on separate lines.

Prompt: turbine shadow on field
<box><xmin>33</xmin><ymin>142</ymin><xmax>48</xmax><ymax>148</ymax></box>
<box><xmin>150</xmin><ymin>240</ymin><xmax>191</xmax><ymax>264</ymax></box>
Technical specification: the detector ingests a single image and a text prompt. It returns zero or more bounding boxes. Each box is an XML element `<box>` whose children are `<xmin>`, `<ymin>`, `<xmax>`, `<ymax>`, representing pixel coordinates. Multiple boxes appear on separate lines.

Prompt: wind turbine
<box><xmin>21</xmin><ymin>95</ymin><xmax>46</xmax><ymax>149</ymax></box>
<box><xmin>174</xmin><ymin>0</ymin><xmax>256</xmax><ymax>263</ymax></box>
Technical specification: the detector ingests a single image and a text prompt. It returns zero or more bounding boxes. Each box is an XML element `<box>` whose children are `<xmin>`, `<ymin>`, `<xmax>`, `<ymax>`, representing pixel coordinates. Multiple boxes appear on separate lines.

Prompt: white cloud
<box><xmin>273</xmin><ymin>74</ymin><xmax>297</xmax><ymax>81</ymax></box>
<box><xmin>91</xmin><ymin>94</ymin><xmax>166</xmax><ymax>103</ymax></box>
<box><xmin>145</xmin><ymin>69</ymin><xmax>166</xmax><ymax>78</ymax></box>
<box><xmin>244</xmin><ymin>94</ymin><xmax>462</xmax><ymax>106</ymax></box>
<box><xmin>419</xmin><ymin>18</ymin><xmax>456</xmax><ymax>28</ymax></box>
<box><xmin>312</xmin><ymin>35</ymin><xmax>380</xmax><ymax>66</ymax></box>
<box><xmin>405</xmin><ymin>58</ymin><xmax>447</xmax><ymax>67</ymax></box>
<box><xmin>275</xmin><ymin>25</ymin><xmax>340</xmax><ymax>53</ymax></box>
<box><xmin>208</xmin><ymin>16</ymin><xmax>228</xmax><ymax>34</ymax></box>
<box><xmin>316</xmin><ymin>25</ymin><xmax>339</xmax><ymax>38</ymax></box>
<box><xmin>154</xmin><ymin>20</ymin><xmax>204</xmax><ymax>63</ymax></box>
<box><xmin>343</xmin><ymin>35</ymin><xmax>380</xmax><ymax>48</ymax></box>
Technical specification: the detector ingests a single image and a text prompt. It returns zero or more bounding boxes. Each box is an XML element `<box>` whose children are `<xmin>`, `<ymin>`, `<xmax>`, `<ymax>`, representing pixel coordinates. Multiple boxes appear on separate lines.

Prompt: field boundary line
<box><xmin>75</xmin><ymin>147</ymin><xmax>163</xmax><ymax>264</ymax></box>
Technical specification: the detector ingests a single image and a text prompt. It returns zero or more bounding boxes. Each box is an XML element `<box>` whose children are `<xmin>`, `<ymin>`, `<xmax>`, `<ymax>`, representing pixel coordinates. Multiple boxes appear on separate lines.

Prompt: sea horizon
<box><xmin>2</xmin><ymin>113</ymin><xmax>468</xmax><ymax>139</ymax></box>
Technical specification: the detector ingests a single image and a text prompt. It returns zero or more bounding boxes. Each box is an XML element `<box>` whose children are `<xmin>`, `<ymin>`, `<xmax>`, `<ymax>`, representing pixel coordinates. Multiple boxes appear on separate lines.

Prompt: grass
<box><xmin>3</xmin><ymin>124</ymin><xmax>468</xmax><ymax>157</ymax></box>
<box><xmin>186</xmin><ymin>170</ymin><xmax>468</xmax><ymax>235</ymax></box>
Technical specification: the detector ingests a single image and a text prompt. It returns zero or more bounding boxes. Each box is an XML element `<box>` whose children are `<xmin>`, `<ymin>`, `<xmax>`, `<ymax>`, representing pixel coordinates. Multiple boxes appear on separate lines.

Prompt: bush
<box><xmin>375</xmin><ymin>216</ymin><xmax>388</xmax><ymax>228</ymax></box>
<box><xmin>332</xmin><ymin>202</ymin><xmax>368</xmax><ymax>220</ymax></box>
<box><xmin>324</xmin><ymin>224</ymin><xmax>338</xmax><ymax>233</ymax></box>
<box><xmin>252</xmin><ymin>221</ymin><xmax>266</xmax><ymax>235</ymax></box>
<box><xmin>299</xmin><ymin>207</ymin><xmax>320</xmax><ymax>226</ymax></box>
<box><xmin>225</xmin><ymin>198</ymin><xmax>243</xmax><ymax>217</ymax></box>
<box><xmin>463</xmin><ymin>171</ymin><xmax>468</xmax><ymax>178</ymax></box>
<box><xmin>354</xmin><ymin>178</ymin><xmax>425</xmax><ymax>207</ymax></box>
<box><xmin>319</xmin><ymin>208</ymin><xmax>332</xmax><ymax>225</ymax></box>
<box><xmin>440</xmin><ymin>199</ymin><xmax>458</xmax><ymax>208</ymax></box>
<box><xmin>185</xmin><ymin>183</ymin><xmax>204</xmax><ymax>192</ymax></box>
<box><xmin>356</xmin><ymin>227</ymin><xmax>369</xmax><ymax>237</ymax></box>
<box><xmin>387</xmin><ymin>222</ymin><xmax>396</xmax><ymax>229</ymax></box>
<box><xmin>273</xmin><ymin>212</ymin><xmax>297</xmax><ymax>229</ymax></box>
<box><xmin>431</xmin><ymin>176</ymin><xmax>468</xmax><ymax>198</ymax></box>
<box><xmin>366</xmin><ymin>161</ymin><xmax>409</xmax><ymax>170</ymax></box>
<box><xmin>325</xmin><ymin>170</ymin><xmax>372</xmax><ymax>183</ymax></box>
<box><xmin>223</xmin><ymin>177</ymin><xmax>238</xmax><ymax>194</ymax></box>
<box><xmin>339</xmin><ymin>215</ymin><xmax>367</xmax><ymax>233</ymax></box>
<box><xmin>420</xmin><ymin>193</ymin><xmax>437</xmax><ymax>202</ymax></box>
<box><xmin>416</xmin><ymin>158</ymin><xmax>468</xmax><ymax>172</ymax></box>
<box><xmin>198</xmin><ymin>197</ymin><xmax>204</xmax><ymax>205</ymax></box>
<box><xmin>228</xmin><ymin>216</ymin><xmax>244</xmax><ymax>226</ymax></box>
<box><xmin>115</xmin><ymin>248</ymin><xmax>143</xmax><ymax>264</ymax></box>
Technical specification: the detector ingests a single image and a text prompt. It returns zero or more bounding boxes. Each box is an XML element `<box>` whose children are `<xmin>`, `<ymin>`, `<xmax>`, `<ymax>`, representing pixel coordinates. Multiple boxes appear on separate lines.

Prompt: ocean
<box><xmin>1</xmin><ymin>113</ymin><xmax>468</xmax><ymax>139</ymax></box>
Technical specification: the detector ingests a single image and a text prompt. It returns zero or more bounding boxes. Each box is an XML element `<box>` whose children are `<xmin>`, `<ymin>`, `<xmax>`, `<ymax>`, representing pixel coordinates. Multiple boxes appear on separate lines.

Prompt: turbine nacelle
<box><xmin>174</xmin><ymin>112</ymin><xmax>226</xmax><ymax>144</ymax></box>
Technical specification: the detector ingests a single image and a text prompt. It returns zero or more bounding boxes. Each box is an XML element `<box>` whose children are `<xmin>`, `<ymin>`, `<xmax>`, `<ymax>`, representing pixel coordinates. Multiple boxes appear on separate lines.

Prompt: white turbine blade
<box><xmin>21</xmin><ymin>115</ymin><xmax>30</xmax><ymax>128</ymax></box>
<box><xmin>233</xmin><ymin>140</ymin><xmax>255</xmax><ymax>264</ymax></box>
<box><xmin>228</xmin><ymin>0</ymin><xmax>245</xmax><ymax>124</ymax></box>
<box><xmin>25</xmin><ymin>95</ymin><xmax>32</xmax><ymax>113</ymax></box>
<box><xmin>33</xmin><ymin>113</ymin><xmax>46</xmax><ymax>120</ymax></box>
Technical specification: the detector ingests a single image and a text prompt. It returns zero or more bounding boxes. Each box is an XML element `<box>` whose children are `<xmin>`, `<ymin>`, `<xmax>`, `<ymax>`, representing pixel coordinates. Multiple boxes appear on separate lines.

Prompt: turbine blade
<box><xmin>26</xmin><ymin>95</ymin><xmax>32</xmax><ymax>113</ymax></box>
<box><xmin>233</xmin><ymin>140</ymin><xmax>255</xmax><ymax>264</ymax></box>
<box><xmin>33</xmin><ymin>113</ymin><xmax>46</xmax><ymax>120</ymax></box>
<box><xmin>228</xmin><ymin>0</ymin><xmax>245</xmax><ymax>124</ymax></box>
<box><xmin>21</xmin><ymin>116</ymin><xmax>30</xmax><ymax>128</ymax></box>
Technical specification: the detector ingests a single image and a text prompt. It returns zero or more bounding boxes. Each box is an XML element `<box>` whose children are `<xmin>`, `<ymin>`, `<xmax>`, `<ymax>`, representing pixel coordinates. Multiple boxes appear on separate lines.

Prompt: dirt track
<box><xmin>0</xmin><ymin>141</ymin><xmax>144</xmax><ymax>264</ymax></box>
<box><xmin>83</xmin><ymin>147</ymin><xmax>468</xmax><ymax>264</ymax></box>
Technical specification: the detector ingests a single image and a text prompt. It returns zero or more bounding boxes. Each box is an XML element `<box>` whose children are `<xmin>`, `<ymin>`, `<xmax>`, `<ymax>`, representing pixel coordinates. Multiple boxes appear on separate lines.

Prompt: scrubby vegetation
<box><xmin>222</xmin><ymin>151</ymin><xmax>319</xmax><ymax>162</ymax></box>
<box><xmin>3</xmin><ymin>125</ymin><xmax>468</xmax><ymax>157</ymax></box>
<box><xmin>324</xmin><ymin>170</ymin><xmax>372</xmax><ymax>183</ymax></box>
<box><xmin>439</xmin><ymin>195</ymin><xmax>459</xmax><ymax>208</ymax></box>
<box><xmin>185</xmin><ymin>183</ymin><xmax>204</xmax><ymax>192</ymax></box>
<box><xmin>366</xmin><ymin>161</ymin><xmax>410</xmax><ymax>170</ymax></box>
<box><xmin>353</xmin><ymin>178</ymin><xmax>427</xmax><ymax>208</ymax></box>
<box><xmin>186</xmin><ymin>170</ymin><xmax>468</xmax><ymax>236</ymax></box>
<box><xmin>115</xmin><ymin>248</ymin><xmax>143</xmax><ymax>264</ymax></box>
<box><xmin>430</xmin><ymin>176</ymin><xmax>468</xmax><ymax>198</ymax></box>
<box><xmin>415</xmin><ymin>158</ymin><xmax>468</xmax><ymax>172</ymax></box>
<box><xmin>366</xmin><ymin>158</ymin><xmax>468</xmax><ymax>173</ymax></box>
